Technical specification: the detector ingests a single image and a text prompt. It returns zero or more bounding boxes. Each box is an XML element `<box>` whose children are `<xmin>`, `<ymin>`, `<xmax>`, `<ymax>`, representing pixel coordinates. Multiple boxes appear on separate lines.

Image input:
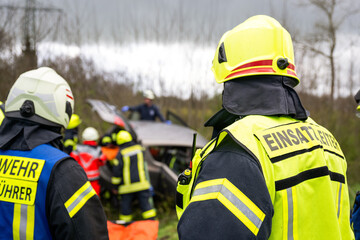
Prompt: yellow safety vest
<box><xmin>176</xmin><ymin>115</ymin><xmax>354</xmax><ymax>239</ymax></box>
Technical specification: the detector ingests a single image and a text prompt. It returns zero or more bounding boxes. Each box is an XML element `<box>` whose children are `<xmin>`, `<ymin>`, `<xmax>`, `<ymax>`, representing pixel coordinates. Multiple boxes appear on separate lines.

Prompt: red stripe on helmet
<box><xmin>231</xmin><ymin>60</ymin><xmax>273</xmax><ymax>72</ymax></box>
<box><xmin>231</xmin><ymin>59</ymin><xmax>296</xmax><ymax>72</ymax></box>
<box><xmin>225</xmin><ymin>67</ymin><xmax>275</xmax><ymax>80</ymax></box>
<box><xmin>287</xmin><ymin>63</ymin><xmax>295</xmax><ymax>71</ymax></box>
<box><xmin>287</xmin><ymin>70</ymin><xmax>298</xmax><ymax>77</ymax></box>
<box><xmin>66</xmin><ymin>94</ymin><xmax>73</xmax><ymax>100</ymax></box>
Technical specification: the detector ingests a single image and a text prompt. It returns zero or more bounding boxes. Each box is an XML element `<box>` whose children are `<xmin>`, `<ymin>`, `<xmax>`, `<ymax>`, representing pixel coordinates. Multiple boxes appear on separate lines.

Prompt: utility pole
<box><xmin>22</xmin><ymin>0</ymin><xmax>37</xmax><ymax>69</ymax></box>
<box><xmin>0</xmin><ymin>0</ymin><xmax>62</xmax><ymax>70</ymax></box>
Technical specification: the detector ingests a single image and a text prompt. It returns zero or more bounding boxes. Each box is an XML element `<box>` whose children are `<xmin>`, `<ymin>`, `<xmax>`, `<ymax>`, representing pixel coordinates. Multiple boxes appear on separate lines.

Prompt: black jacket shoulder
<box><xmin>178</xmin><ymin>136</ymin><xmax>273</xmax><ymax>240</ymax></box>
<box><xmin>47</xmin><ymin>157</ymin><xmax>109</xmax><ymax>240</ymax></box>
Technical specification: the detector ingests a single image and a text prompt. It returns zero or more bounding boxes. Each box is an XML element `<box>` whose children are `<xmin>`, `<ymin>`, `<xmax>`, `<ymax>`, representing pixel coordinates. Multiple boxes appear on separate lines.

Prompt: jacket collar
<box><xmin>0</xmin><ymin>118</ymin><xmax>63</xmax><ymax>151</ymax></box>
<box><xmin>205</xmin><ymin>75</ymin><xmax>308</xmax><ymax>138</ymax></box>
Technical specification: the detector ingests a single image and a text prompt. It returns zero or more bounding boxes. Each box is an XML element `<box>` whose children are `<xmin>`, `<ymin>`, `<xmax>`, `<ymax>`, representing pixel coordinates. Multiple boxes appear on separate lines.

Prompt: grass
<box><xmin>158</xmin><ymin>210</ymin><xmax>179</xmax><ymax>240</ymax></box>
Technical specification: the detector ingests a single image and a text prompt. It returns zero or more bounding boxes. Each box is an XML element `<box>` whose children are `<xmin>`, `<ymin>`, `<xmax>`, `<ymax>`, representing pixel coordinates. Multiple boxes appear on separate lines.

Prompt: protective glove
<box><xmin>165</xmin><ymin>120</ymin><xmax>172</xmax><ymax>125</ymax></box>
<box><xmin>121</xmin><ymin>106</ymin><xmax>129</xmax><ymax>112</ymax></box>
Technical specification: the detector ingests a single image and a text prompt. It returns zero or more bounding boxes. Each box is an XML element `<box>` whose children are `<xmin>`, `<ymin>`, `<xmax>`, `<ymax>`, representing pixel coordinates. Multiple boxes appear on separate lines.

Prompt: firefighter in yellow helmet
<box><xmin>111</xmin><ymin>130</ymin><xmax>156</xmax><ymax>222</ymax></box>
<box><xmin>176</xmin><ymin>15</ymin><xmax>354</xmax><ymax>239</ymax></box>
<box><xmin>63</xmin><ymin>113</ymin><xmax>82</xmax><ymax>154</ymax></box>
<box><xmin>0</xmin><ymin>67</ymin><xmax>108</xmax><ymax>239</ymax></box>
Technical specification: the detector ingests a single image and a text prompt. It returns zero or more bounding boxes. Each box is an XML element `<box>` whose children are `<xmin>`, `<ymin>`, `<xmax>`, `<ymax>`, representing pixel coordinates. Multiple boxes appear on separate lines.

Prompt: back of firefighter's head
<box><xmin>212</xmin><ymin>15</ymin><xmax>299</xmax><ymax>87</ymax></box>
<box><xmin>5</xmin><ymin>67</ymin><xmax>74</xmax><ymax>129</ymax></box>
<box><xmin>116</xmin><ymin>130</ymin><xmax>133</xmax><ymax>145</ymax></box>
<box><xmin>82</xmin><ymin>127</ymin><xmax>99</xmax><ymax>142</ymax></box>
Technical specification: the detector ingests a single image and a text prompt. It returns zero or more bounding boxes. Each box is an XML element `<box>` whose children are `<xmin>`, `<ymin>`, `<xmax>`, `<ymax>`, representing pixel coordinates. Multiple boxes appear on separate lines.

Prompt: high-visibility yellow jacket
<box><xmin>177</xmin><ymin>115</ymin><xmax>354</xmax><ymax>239</ymax></box>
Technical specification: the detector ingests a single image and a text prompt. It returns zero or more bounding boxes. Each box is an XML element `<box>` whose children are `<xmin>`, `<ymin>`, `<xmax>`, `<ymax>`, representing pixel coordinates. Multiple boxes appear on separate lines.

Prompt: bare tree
<box><xmin>297</xmin><ymin>0</ymin><xmax>360</xmax><ymax>103</ymax></box>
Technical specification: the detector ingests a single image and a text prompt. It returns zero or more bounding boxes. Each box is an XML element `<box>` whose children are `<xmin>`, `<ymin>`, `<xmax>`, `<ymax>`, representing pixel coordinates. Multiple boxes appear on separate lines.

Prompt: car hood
<box><xmin>129</xmin><ymin>120</ymin><xmax>208</xmax><ymax>148</ymax></box>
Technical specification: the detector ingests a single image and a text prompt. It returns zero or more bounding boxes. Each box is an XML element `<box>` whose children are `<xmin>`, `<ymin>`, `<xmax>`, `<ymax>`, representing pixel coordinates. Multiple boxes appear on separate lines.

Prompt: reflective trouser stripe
<box><xmin>283</xmin><ymin>187</ymin><xmax>298</xmax><ymax>240</ymax></box>
<box><xmin>337</xmin><ymin>183</ymin><xmax>343</xmax><ymax>219</ymax></box>
<box><xmin>190</xmin><ymin>178</ymin><xmax>265</xmax><ymax>236</ymax></box>
<box><xmin>142</xmin><ymin>209</ymin><xmax>156</xmax><ymax>219</ymax></box>
<box><xmin>65</xmin><ymin>182</ymin><xmax>96</xmax><ymax>218</ymax></box>
<box><xmin>13</xmin><ymin>204</ymin><xmax>35</xmax><ymax>240</ymax></box>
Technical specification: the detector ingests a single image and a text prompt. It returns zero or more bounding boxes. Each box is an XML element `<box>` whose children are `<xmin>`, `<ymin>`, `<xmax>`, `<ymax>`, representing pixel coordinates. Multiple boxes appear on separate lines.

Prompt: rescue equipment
<box><xmin>107</xmin><ymin>220</ymin><xmax>159</xmax><ymax>240</ymax></box>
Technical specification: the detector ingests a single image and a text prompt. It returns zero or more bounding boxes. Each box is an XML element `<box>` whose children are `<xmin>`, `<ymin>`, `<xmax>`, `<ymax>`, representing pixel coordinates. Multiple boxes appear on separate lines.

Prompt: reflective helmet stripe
<box><xmin>225</xmin><ymin>67</ymin><xmax>275</xmax><ymax>80</ymax></box>
<box><xmin>225</xmin><ymin>59</ymin><xmax>297</xmax><ymax>80</ymax></box>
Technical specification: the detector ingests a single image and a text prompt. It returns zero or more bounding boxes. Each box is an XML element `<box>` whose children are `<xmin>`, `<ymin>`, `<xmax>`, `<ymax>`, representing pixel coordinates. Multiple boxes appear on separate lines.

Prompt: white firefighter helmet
<box><xmin>5</xmin><ymin>67</ymin><xmax>74</xmax><ymax>128</ymax></box>
<box><xmin>143</xmin><ymin>90</ymin><xmax>155</xmax><ymax>100</ymax></box>
<box><xmin>82</xmin><ymin>127</ymin><xmax>99</xmax><ymax>141</ymax></box>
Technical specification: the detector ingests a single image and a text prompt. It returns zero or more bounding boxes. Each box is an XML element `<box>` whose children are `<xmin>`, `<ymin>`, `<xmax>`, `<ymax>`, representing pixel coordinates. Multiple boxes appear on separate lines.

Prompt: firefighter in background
<box><xmin>71</xmin><ymin>127</ymin><xmax>107</xmax><ymax>196</ymax></box>
<box><xmin>176</xmin><ymin>15</ymin><xmax>354</xmax><ymax>239</ymax></box>
<box><xmin>111</xmin><ymin>130</ymin><xmax>156</xmax><ymax>222</ymax></box>
<box><xmin>0</xmin><ymin>67</ymin><xmax>108</xmax><ymax>239</ymax></box>
<box><xmin>121</xmin><ymin>89</ymin><xmax>170</xmax><ymax>123</ymax></box>
<box><xmin>63</xmin><ymin>113</ymin><xmax>82</xmax><ymax>154</ymax></box>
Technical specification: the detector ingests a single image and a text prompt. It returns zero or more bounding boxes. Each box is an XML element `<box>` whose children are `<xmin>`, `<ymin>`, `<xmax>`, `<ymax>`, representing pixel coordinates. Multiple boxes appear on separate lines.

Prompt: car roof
<box><xmin>129</xmin><ymin>120</ymin><xmax>208</xmax><ymax>148</ymax></box>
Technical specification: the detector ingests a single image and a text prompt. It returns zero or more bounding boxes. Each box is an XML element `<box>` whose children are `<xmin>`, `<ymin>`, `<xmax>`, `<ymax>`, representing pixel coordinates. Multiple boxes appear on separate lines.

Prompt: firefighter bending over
<box><xmin>111</xmin><ymin>130</ymin><xmax>156</xmax><ymax>222</ymax></box>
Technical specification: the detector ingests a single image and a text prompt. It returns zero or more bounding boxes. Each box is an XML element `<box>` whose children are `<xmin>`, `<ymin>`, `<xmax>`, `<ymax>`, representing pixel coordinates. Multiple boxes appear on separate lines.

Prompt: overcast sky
<box><xmin>1</xmin><ymin>0</ymin><xmax>359</xmax><ymax>98</ymax></box>
<box><xmin>3</xmin><ymin>0</ymin><xmax>359</xmax><ymax>44</ymax></box>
